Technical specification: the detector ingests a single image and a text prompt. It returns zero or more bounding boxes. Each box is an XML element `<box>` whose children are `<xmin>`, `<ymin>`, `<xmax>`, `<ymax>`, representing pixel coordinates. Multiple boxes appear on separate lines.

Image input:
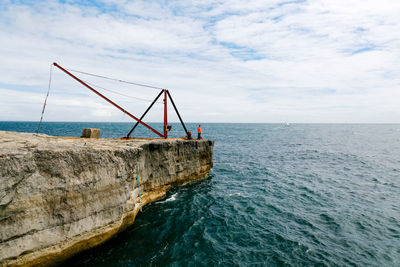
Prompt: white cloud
<box><xmin>0</xmin><ymin>0</ymin><xmax>399</xmax><ymax>123</ymax></box>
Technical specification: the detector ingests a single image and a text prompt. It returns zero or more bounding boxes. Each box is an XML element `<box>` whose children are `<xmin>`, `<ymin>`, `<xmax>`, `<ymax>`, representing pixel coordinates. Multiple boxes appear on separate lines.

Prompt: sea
<box><xmin>1</xmin><ymin>122</ymin><xmax>399</xmax><ymax>266</ymax></box>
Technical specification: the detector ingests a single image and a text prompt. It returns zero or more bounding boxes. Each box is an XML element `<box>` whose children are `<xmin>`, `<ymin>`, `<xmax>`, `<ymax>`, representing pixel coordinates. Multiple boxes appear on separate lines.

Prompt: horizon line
<box><xmin>0</xmin><ymin>121</ymin><xmax>399</xmax><ymax>124</ymax></box>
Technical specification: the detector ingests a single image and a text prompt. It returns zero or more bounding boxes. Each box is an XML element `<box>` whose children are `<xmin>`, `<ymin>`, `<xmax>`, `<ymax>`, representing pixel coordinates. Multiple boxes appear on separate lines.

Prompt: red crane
<box><xmin>52</xmin><ymin>62</ymin><xmax>189</xmax><ymax>139</ymax></box>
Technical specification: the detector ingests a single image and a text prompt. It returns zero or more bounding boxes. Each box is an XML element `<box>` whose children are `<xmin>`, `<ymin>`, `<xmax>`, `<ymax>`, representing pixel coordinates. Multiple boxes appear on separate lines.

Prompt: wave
<box><xmin>157</xmin><ymin>193</ymin><xmax>178</xmax><ymax>204</ymax></box>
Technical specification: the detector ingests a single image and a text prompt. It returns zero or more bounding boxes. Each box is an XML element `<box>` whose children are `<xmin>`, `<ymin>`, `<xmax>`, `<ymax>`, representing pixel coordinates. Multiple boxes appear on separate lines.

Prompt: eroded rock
<box><xmin>0</xmin><ymin>131</ymin><xmax>213</xmax><ymax>266</ymax></box>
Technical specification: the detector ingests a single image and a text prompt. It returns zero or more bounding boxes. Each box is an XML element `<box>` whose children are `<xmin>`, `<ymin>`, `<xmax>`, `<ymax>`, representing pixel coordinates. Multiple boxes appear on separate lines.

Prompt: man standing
<box><xmin>197</xmin><ymin>125</ymin><xmax>202</xmax><ymax>140</ymax></box>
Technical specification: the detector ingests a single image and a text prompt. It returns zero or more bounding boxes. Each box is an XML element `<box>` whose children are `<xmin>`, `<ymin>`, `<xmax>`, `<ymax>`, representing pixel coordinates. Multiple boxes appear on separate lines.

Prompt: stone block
<box><xmin>81</xmin><ymin>128</ymin><xmax>101</xmax><ymax>138</ymax></box>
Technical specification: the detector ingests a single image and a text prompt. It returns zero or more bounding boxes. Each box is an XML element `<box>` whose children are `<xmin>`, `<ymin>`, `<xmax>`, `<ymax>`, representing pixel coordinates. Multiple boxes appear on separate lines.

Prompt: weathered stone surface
<box><xmin>0</xmin><ymin>131</ymin><xmax>213</xmax><ymax>267</ymax></box>
<box><xmin>81</xmin><ymin>128</ymin><xmax>101</xmax><ymax>138</ymax></box>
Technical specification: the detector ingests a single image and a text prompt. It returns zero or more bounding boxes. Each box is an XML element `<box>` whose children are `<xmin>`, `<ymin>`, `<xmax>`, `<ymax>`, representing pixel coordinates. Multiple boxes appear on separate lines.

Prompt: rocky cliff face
<box><xmin>0</xmin><ymin>131</ymin><xmax>214</xmax><ymax>266</ymax></box>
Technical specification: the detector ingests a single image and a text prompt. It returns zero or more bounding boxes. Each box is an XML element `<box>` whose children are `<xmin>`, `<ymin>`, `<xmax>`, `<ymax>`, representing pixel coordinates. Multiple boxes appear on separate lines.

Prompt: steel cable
<box><xmin>66</xmin><ymin>68</ymin><xmax>165</xmax><ymax>90</ymax></box>
<box><xmin>81</xmin><ymin>79</ymin><xmax>163</xmax><ymax>104</ymax></box>
<box><xmin>36</xmin><ymin>64</ymin><xmax>53</xmax><ymax>134</ymax></box>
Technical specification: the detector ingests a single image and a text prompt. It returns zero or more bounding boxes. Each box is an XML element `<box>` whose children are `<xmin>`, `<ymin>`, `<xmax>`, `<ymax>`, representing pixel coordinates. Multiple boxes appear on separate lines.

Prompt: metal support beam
<box><xmin>125</xmin><ymin>89</ymin><xmax>164</xmax><ymax>138</ymax></box>
<box><xmin>53</xmin><ymin>62</ymin><xmax>164</xmax><ymax>138</ymax></box>
<box><xmin>163</xmin><ymin>89</ymin><xmax>168</xmax><ymax>139</ymax></box>
<box><xmin>167</xmin><ymin>90</ymin><xmax>189</xmax><ymax>137</ymax></box>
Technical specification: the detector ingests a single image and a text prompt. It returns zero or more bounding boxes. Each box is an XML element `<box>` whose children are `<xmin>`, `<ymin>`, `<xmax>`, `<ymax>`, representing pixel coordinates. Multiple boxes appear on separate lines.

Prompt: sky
<box><xmin>0</xmin><ymin>0</ymin><xmax>399</xmax><ymax>123</ymax></box>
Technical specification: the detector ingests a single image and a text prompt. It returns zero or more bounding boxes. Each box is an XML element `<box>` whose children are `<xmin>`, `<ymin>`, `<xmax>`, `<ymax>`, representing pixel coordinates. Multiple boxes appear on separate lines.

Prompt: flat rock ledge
<box><xmin>0</xmin><ymin>131</ymin><xmax>214</xmax><ymax>267</ymax></box>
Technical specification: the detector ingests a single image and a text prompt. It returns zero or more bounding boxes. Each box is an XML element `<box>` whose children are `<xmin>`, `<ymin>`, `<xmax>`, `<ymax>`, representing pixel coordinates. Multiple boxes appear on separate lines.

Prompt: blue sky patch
<box><xmin>219</xmin><ymin>42</ymin><xmax>265</xmax><ymax>61</ymax></box>
<box><xmin>350</xmin><ymin>46</ymin><xmax>377</xmax><ymax>55</ymax></box>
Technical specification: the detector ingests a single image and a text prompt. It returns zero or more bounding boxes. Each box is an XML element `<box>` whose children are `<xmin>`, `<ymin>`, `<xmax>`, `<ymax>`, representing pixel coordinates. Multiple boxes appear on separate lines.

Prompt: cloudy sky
<box><xmin>1</xmin><ymin>0</ymin><xmax>399</xmax><ymax>123</ymax></box>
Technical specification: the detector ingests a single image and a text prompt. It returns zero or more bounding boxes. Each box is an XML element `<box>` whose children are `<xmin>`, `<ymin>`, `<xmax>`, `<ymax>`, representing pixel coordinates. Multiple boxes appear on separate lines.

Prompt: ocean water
<box><xmin>1</xmin><ymin>122</ymin><xmax>399</xmax><ymax>266</ymax></box>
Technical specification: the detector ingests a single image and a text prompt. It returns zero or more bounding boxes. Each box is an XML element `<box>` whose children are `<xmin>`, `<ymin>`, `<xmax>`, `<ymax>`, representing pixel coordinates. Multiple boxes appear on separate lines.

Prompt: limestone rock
<box><xmin>0</xmin><ymin>131</ymin><xmax>214</xmax><ymax>266</ymax></box>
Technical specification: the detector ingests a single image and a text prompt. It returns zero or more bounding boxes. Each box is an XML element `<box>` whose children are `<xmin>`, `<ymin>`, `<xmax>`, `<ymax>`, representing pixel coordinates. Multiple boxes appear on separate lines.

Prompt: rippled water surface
<box><xmin>1</xmin><ymin>122</ymin><xmax>399</xmax><ymax>266</ymax></box>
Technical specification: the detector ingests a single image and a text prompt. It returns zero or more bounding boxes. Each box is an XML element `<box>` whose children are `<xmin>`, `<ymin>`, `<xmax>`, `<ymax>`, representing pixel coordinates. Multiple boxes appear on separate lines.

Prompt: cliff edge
<box><xmin>0</xmin><ymin>131</ymin><xmax>214</xmax><ymax>266</ymax></box>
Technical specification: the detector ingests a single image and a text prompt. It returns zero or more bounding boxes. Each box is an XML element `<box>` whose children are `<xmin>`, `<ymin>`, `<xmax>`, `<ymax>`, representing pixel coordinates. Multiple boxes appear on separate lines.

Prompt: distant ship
<box><xmin>284</xmin><ymin>122</ymin><xmax>290</xmax><ymax>127</ymax></box>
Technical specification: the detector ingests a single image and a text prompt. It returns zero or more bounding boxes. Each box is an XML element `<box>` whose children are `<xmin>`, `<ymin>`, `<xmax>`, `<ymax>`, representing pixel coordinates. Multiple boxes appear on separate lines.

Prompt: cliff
<box><xmin>0</xmin><ymin>131</ymin><xmax>214</xmax><ymax>266</ymax></box>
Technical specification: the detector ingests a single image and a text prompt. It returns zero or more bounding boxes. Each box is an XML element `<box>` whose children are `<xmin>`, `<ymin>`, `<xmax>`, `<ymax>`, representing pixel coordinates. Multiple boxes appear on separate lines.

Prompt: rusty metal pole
<box><xmin>52</xmin><ymin>62</ymin><xmax>164</xmax><ymax>138</ymax></box>
<box><xmin>163</xmin><ymin>89</ymin><xmax>168</xmax><ymax>138</ymax></box>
